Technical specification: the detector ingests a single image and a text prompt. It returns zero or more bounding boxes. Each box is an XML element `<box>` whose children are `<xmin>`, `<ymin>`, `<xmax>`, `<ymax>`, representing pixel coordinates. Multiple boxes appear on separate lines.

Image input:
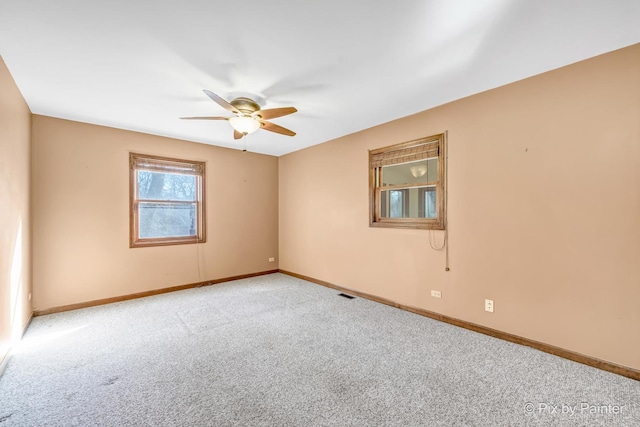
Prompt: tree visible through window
<box><xmin>130</xmin><ymin>153</ymin><xmax>205</xmax><ymax>247</ymax></box>
<box><xmin>369</xmin><ymin>133</ymin><xmax>446</xmax><ymax>230</ymax></box>
<box><xmin>381</xmin><ymin>189</ymin><xmax>410</xmax><ymax>218</ymax></box>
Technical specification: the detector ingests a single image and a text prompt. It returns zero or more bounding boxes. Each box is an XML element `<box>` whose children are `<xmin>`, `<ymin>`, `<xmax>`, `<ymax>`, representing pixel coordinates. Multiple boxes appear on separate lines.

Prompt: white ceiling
<box><xmin>1</xmin><ymin>1</ymin><xmax>639</xmax><ymax>156</ymax></box>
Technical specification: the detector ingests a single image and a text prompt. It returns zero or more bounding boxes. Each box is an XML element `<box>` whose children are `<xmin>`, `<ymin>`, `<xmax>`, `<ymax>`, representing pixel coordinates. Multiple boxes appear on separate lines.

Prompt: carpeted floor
<box><xmin>0</xmin><ymin>273</ymin><xmax>638</xmax><ymax>426</ymax></box>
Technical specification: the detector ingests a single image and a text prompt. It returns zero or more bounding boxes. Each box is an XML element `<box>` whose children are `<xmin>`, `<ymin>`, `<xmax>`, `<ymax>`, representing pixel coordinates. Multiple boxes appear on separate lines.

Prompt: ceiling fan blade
<box><xmin>260</xmin><ymin>120</ymin><xmax>296</xmax><ymax>136</ymax></box>
<box><xmin>203</xmin><ymin>90</ymin><xmax>239</xmax><ymax>114</ymax></box>
<box><xmin>234</xmin><ymin>130</ymin><xmax>244</xmax><ymax>140</ymax></box>
<box><xmin>255</xmin><ymin>107</ymin><xmax>297</xmax><ymax>120</ymax></box>
<box><xmin>180</xmin><ymin>116</ymin><xmax>230</xmax><ymax>120</ymax></box>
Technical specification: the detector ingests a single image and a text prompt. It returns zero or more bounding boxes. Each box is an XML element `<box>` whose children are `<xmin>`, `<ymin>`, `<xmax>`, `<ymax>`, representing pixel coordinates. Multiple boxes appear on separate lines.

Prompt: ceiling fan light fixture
<box><xmin>409</xmin><ymin>164</ymin><xmax>428</xmax><ymax>178</ymax></box>
<box><xmin>229</xmin><ymin>116</ymin><xmax>261</xmax><ymax>135</ymax></box>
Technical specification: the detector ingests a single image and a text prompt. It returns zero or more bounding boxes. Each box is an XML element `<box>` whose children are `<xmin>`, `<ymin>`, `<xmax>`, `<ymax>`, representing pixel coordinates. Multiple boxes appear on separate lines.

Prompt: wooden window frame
<box><xmin>369</xmin><ymin>133</ymin><xmax>446</xmax><ymax>230</ymax></box>
<box><xmin>129</xmin><ymin>153</ymin><xmax>206</xmax><ymax>248</ymax></box>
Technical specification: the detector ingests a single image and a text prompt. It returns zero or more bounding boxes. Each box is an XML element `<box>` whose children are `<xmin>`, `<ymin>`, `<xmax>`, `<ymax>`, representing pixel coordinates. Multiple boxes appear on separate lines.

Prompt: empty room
<box><xmin>1</xmin><ymin>1</ymin><xmax>639</xmax><ymax>425</ymax></box>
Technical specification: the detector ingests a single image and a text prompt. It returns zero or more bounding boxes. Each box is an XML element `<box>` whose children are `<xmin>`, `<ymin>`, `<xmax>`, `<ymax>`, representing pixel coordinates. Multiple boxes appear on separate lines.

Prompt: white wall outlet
<box><xmin>268</xmin><ymin>257</ymin><xmax>275</xmax><ymax>262</ymax></box>
<box><xmin>430</xmin><ymin>290</ymin><xmax>442</xmax><ymax>298</ymax></box>
<box><xmin>485</xmin><ymin>299</ymin><xmax>494</xmax><ymax>313</ymax></box>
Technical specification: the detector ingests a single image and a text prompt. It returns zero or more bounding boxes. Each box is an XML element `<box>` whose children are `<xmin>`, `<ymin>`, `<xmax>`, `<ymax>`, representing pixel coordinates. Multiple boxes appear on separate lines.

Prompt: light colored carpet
<box><xmin>0</xmin><ymin>273</ymin><xmax>638</xmax><ymax>426</ymax></box>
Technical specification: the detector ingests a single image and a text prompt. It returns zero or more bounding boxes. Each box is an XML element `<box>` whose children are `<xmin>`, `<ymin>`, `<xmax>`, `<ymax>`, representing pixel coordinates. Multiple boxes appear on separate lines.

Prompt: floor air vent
<box><xmin>338</xmin><ymin>293</ymin><xmax>355</xmax><ymax>299</ymax></box>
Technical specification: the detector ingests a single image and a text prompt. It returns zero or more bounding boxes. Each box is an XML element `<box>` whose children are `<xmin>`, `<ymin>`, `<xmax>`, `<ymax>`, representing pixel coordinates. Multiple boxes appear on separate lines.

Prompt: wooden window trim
<box><xmin>129</xmin><ymin>153</ymin><xmax>206</xmax><ymax>248</ymax></box>
<box><xmin>369</xmin><ymin>133</ymin><xmax>446</xmax><ymax>230</ymax></box>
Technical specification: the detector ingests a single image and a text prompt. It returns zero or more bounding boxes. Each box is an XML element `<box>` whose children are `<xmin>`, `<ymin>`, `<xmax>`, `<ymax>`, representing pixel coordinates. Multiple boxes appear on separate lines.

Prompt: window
<box><xmin>130</xmin><ymin>153</ymin><xmax>205</xmax><ymax>247</ymax></box>
<box><xmin>369</xmin><ymin>133</ymin><xmax>446</xmax><ymax>230</ymax></box>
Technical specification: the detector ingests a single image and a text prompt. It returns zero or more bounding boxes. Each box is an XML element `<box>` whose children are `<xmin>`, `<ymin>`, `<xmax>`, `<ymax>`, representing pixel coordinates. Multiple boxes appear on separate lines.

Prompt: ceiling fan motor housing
<box><xmin>230</xmin><ymin>97</ymin><xmax>261</xmax><ymax>116</ymax></box>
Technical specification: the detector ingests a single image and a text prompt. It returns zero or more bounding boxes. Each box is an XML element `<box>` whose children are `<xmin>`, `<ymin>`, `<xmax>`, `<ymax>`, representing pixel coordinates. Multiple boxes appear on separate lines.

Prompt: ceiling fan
<box><xmin>181</xmin><ymin>90</ymin><xmax>297</xmax><ymax>140</ymax></box>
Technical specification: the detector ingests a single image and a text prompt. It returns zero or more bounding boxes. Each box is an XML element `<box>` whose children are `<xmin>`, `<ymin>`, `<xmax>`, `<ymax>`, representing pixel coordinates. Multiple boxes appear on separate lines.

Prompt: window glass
<box><xmin>137</xmin><ymin>171</ymin><xmax>197</xmax><ymax>201</ymax></box>
<box><xmin>138</xmin><ymin>203</ymin><xmax>197</xmax><ymax>238</ymax></box>
<box><xmin>381</xmin><ymin>158</ymin><xmax>438</xmax><ymax>186</ymax></box>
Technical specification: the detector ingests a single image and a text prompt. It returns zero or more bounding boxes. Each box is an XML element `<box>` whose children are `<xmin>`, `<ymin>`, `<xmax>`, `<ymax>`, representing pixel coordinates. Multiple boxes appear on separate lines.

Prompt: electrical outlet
<box><xmin>28</xmin><ymin>292</ymin><xmax>32</xmax><ymax>301</ymax></box>
<box><xmin>268</xmin><ymin>257</ymin><xmax>275</xmax><ymax>262</ymax></box>
<box><xmin>485</xmin><ymin>299</ymin><xmax>494</xmax><ymax>313</ymax></box>
<box><xmin>430</xmin><ymin>290</ymin><xmax>442</xmax><ymax>298</ymax></box>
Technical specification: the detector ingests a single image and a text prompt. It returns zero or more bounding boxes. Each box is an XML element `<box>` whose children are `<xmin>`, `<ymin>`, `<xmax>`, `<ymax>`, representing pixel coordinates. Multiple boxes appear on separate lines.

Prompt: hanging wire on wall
<box><xmin>195</xmin><ymin>240</ymin><xmax>203</xmax><ymax>282</ymax></box>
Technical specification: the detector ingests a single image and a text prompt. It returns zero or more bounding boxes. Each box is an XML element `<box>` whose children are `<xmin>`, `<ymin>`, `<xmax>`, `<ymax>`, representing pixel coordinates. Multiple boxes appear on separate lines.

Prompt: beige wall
<box><xmin>0</xmin><ymin>56</ymin><xmax>32</xmax><ymax>366</ymax></box>
<box><xmin>32</xmin><ymin>117</ymin><xmax>279</xmax><ymax>310</ymax></box>
<box><xmin>279</xmin><ymin>44</ymin><xmax>640</xmax><ymax>370</ymax></box>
